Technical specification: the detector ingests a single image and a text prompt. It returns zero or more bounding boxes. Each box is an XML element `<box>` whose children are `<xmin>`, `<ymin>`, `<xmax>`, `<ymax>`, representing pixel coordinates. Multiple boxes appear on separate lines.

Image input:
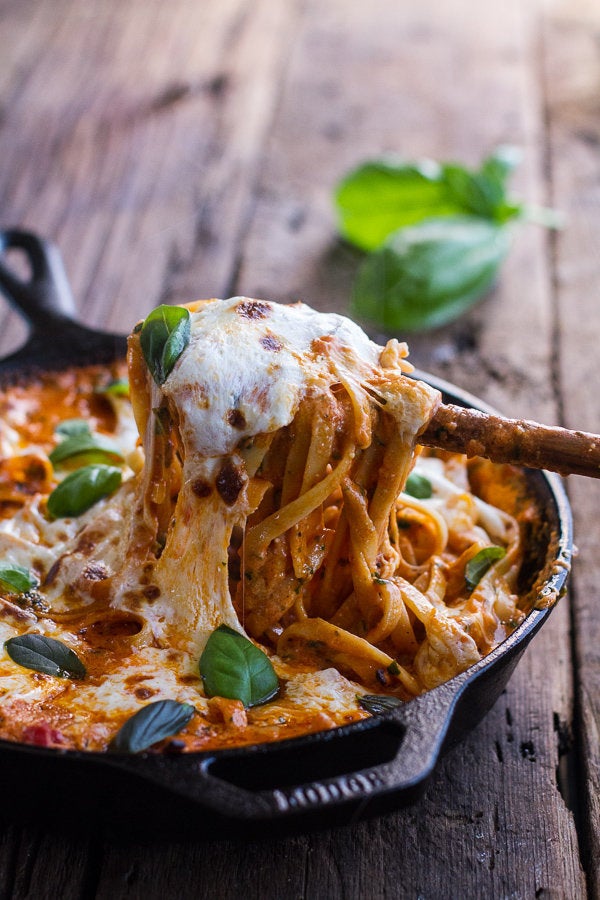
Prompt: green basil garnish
<box><xmin>358</xmin><ymin>694</ymin><xmax>403</xmax><ymax>715</ymax></box>
<box><xmin>0</xmin><ymin>564</ymin><xmax>39</xmax><ymax>594</ymax></box>
<box><xmin>47</xmin><ymin>464</ymin><xmax>122</xmax><ymax>518</ymax></box>
<box><xmin>404</xmin><ymin>472</ymin><xmax>433</xmax><ymax>499</ymax></box>
<box><xmin>96</xmin><ymin>378</ymin><xmax>129</xmax><ymax>397</ymax></box>
<box><xmin>109</xmin><ymin>699</ymin><xmax>195</xmax><ymax>753</ymax></box>
<box><xmin>199</xmin><ymin>624</ymin><xmax>279</xmax><ymax>708</ymax></box>
<box><xmin>335</xmin><ymin>148</ymin><xmax>524</xmax><ymax>252</ymax></box>
<box><xmin>49</xmin><ymin>432</ymin><xmax>124</xmax><ymax>467</ymax></box>
<box><xmin>140</xmin><ymin>305</ymin><xmax>191</xmax><ymax>386</ymax></box>
<box><xmin>335</xmin><ymin>159</ymin><xmax>459</xmax><ymax>252</ymax></box>
<box><xmin>55</xmin><ymin>419</ymin><xmax>91</xmax><ymax>437</ymax></box>
<box><xmin>334</xmin><ymin>148</ymin><xmax>560</xmax><ymax>331</ymax></box>
<box><xmin>351</xmin><ymin>215</ymin><xmax>511</xmax><ymax>332</ymax></box>
<box><xmin>465</xmin><ymin>546</ymin><xmax>506</xmax><ymax>591</ymax></box>
<box><xmin>5</xmin><ymin>633</ymin><xmax>86</xmax><ymax>679</ymax></box>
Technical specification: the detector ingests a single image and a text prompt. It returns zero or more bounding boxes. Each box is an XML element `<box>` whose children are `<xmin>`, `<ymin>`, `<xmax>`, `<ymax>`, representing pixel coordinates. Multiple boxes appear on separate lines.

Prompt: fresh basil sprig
<box><xmin>56</xmin><ymin>419</ymin><xmax>91</xmax><ymax>437</ymax></box>
<box><xmin>5</xmin><ymin>633</ymin><xmax>86</xmax><ymax>679</ymax></box>
<box><xmin>335</xmin><ymin>159</ymin><xmax>459</xmax><ymax>252</ymax></box>
<box><xmin>49</xmin><ymin>432</ymin><xmax>124</xmax><ymax>468</ymax></box>
<box><xmin>47</xmin><ymin>464</ymin><xmax>122</xmax><ymax>518</ymax></box>
<box><xmin>199</xmin><ymin>624</ymin><xmax>279</xmax><ymax>708</ymax></box>
<box><xmin>109</xmin><ymin>699</ymin><xmax>195</xmax><ymax>753</ymax></box>
<box><xmin>358</xmin><ymin>694</ymin><xmax>403</xmax><ymax>715</ymax></box>
<box><xmin>352</xmin><ymin>215</ymin><xmax>511</xmax><ymax>332</ymax></box>
<box><xmin>465</xmin><ymin>546</ymin><xmax>506</xmax><ymax>591</ymax></box>
<box><xmin>140</xmin><ymin>305</ymin><xmax>191</xmax><ymax>386</ymax></box>
<box><xmin>334</xmin><ymin>147</ymin><xmax>560</xmax><ymax>331</ymax></box>
<box><xmin>404</xmin><ymin>472</ymin><xmax>433</xmax><ymax>500</ymax></box>
<box><xmin>0</xmin><ymin>564</ymin><xmax>39</xmax><ymax>594</ymax></box>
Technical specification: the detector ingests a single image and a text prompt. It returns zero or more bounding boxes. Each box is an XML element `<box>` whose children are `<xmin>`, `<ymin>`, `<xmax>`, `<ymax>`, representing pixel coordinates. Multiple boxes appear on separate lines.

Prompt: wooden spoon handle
<box><xmin>419</xmin><ymin>403</ymin><xmax>600</xmax><ymax>479</ymax></box>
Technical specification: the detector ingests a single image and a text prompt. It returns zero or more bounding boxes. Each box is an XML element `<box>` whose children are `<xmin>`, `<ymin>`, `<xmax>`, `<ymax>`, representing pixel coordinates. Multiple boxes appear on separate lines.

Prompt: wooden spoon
<box><xmin>419</xmin><ymin>404</ymin><xmax>600</xmax><ymax>478</ymax></box>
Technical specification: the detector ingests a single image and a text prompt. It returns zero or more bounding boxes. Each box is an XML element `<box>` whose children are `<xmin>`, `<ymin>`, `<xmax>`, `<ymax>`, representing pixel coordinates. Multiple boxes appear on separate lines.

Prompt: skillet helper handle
<box><xmin>0</xmin><ymin>229</ymin><xmax>76</xmax><ymax>325</ymax></box>
<box><xmin>104</xmin><ymin>682</ymin><xmax>460</xmax><ymax>828</ymax></box>
<box><xmin>239</xmin><ymin>684</ymin><xmax>458</xmax><ymax>822</ymax></box>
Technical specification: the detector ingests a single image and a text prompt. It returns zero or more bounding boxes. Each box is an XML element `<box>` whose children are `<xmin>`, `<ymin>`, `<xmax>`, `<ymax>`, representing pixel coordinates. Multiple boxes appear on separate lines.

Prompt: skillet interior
<box><xmin>0</xmin><ymin>231</ymin><xmax>573</xmax><ymax>837</ymax></box>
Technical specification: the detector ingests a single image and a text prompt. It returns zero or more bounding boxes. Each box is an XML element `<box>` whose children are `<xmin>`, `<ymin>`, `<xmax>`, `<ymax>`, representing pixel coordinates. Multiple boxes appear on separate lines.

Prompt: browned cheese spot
<box><xmin>236</xmin><ymin>300</ymin><xmax>270</xmax><ymax>320</ymax></box>
<box><xmin>82</xmin><ymin>563</ymin><xmax>110</xmax><ymax>582</ymax></box>
<box><xmin>179</xmin><ymin>673</ymin><xmax>201</xmax><ymax>685</ymax></box>
<box><xmin>216</xmin><ymin>460</ymin><xmax>246</xmax><ymax>505</ymax></box>
<box><xmin>192</xmin><ymin>478</ymin><xmax>213</xmax><ymax>498</ymax></box>
<box><xmin>260</xmin><ymin>334</ymin><xmax>282</xmax><ymax>352</ymax></box>
<box><xmin>25</xmin><ymin>460</ymin><xmax>49</xmax><ymax>482</ymax></box>
<box><xmin>142</xmin><ymin>584</ymin><xmax>161</xmax><ymax>600</ymax></box>
<box><xmin>75</xmin><ymin>534</ymin><xmax>97</xmax><ymax>555</ymax></box>
<box><xmin>134</xmin><ymin>687</ymin><xmax>157</xmax><ymax>700</ymax></box>
<box><xmin>124</xmin><ymin>674</ymin><xmax>151</xmax><ymax>685</ymax></box>
<box><xmin>226</xmin><ymin>408</ymin><xmax>247</xmax><ymax>429</ymax></box>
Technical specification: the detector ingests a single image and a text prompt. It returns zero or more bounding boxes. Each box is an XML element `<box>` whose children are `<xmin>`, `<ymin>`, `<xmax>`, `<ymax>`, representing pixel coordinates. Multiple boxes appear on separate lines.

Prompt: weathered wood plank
<box><xmin>542</xmin><ymin>0</ymin><xmax>600</xmax><ymax>894</ymax></box>
<box><xmin>0</xmin><ymin>0</ymin><xmax>301</xmax><ymax>337</ymax></box>
<box><xmin>0</xmin><ymin>825</ymin><xmax>95</xmax><ymax>900</ymax></box>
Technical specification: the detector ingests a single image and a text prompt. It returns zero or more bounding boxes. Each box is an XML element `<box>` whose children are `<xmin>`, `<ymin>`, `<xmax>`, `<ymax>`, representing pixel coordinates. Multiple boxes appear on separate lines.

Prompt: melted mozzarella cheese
<box><xmin>63</xmin><ymin>647</ymin><xmax>208</xmax><ymax>717</ymax></box>
<box><xmin>281</xmin><ymin>668</ymin><xmax>364</xmax><ymax>714</ymax></box>
<box><xmin>164</xmin><ymin>297</ymin><xmax>381</xmax><ymax>458</ymax></box>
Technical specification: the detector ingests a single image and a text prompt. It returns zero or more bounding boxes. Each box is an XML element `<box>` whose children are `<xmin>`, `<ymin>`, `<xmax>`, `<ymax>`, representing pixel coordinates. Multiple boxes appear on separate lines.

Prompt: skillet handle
<box><xmin>0</xmin><ymin>229</ymin><xmax>77</xmax><ymax>325</ymax></box>
<box><xmin>0</xmin><ymin>228</ymin><xmax>127</xmax><ymax>369</ymax></box>
<box><xmin>211</xmin><ymin>682</ymin><xmax>460</xmax><ymax>822</ymax></box>
<box><xmin>101</xmin><ymin>681</ymin><xmax>461</xmax><ymax>830</ymax></box>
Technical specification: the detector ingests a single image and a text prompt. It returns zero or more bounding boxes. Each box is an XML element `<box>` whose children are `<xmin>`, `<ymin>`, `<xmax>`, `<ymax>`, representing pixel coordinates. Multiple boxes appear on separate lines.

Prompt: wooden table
<box><xmin>1</xmin><ymin>0</ymin><xmax>598</xmax><ymax>896</ymax></box>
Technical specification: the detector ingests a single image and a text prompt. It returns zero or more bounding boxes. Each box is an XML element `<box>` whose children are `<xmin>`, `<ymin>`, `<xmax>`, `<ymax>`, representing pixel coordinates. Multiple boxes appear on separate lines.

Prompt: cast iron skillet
<box><xmin>0</xmin><ymin>229</ymin><xmax>573</xmax><ymax>838</ymax></box>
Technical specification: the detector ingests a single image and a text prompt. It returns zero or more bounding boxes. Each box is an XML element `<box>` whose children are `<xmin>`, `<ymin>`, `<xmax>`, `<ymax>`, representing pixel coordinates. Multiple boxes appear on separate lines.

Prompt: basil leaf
<box><xmin>351</xmin><ymin>215</ymin><xmax>511</xmax><ymax>332</ymax></box>
<box><xmin>480</xmin><ymin>145</ymin><xmax>521</xmax><ymax>186</ymax></box>
<box><xmin>199</xmin><ymin>624</ymin><xmax>279</xmax><ymax>708</ymax></box>
<box><xmin>0</xmin><ymin>564</ymin><xmax>39</xmax><ymax>594</ymax></box>
<box><xmin>335</xmin><ymin>149</ymin><xmax>524</xmax><ymax>253</ymax></box>
<box><xmin>96</xmin><ymin>378</ymin><xmax>129</xmax><ymax>397</ymax></box>
<box><xmin>5</xmin><ymin>633</ymin><xmax>86</xmax><ymax>679</ymax></box>
<box><xmin>140</xmin><ymin>305</ymin><xmax>191</xmax><ymax>386</ymax></box>
<box><xmin>465</xmin><ymin>546</ymin><xmax>506</xmax><ymax>591</ymax></box>
<box><xmin>358</xmin><ymin>694</ymin><xmax>403</xmax><ymax>715</ymax></box>
<box><xmin>335</xmin><ymin>149</ymin><xmax>559</xmax><ymax>332</ymax></box>
<box><xmin>335</xmin><ymin>159</ymin><xmax>465</xmax><ymax>251</ymax></box>
<box><xmin>49</xmin><ymin>432</ymin><xmax>124</xmax><ymax>467</ymax></box>
<box><xmin>47</xmin><ymin>464</ymin><xmax>122</xmax><ymax>518</ymax></box>
<box><xmin>442</xmin><ymin>163</ymin><xmax>521</xmax><ymax>223</ymax></box>
<box><xmin>109</xmin><ymin>700</ymin><xmax>195</xmax><ymax>753</ymax></box>
<box><xmin>404</xmin><ymin>473</ymin><xmax>432</xmax><ymax>499</ymax></box>
<box><xmin>437</xmin><ymin>147</ymin><xmax>518</xmax><ymax>223</ymax></box>
<box><xmin>55</xmin><ymin>419</ymin><xmax>91</xmax><ymax>437</ymax></box>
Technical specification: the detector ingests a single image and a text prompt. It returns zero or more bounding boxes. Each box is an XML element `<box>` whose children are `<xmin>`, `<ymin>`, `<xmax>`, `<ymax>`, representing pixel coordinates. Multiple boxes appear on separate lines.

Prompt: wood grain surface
<box><xmin>0</xmin><ymin>0</ymin><xmax>597</xmax><ymax>897</ymax></box>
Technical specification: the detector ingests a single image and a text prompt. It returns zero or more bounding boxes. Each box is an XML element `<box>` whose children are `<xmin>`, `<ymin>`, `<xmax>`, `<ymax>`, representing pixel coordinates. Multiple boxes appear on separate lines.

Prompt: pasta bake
<box><xmin>0</xmin><ymin>298</ymin><xmax>538</xmax><ymax>753</ymax></box>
